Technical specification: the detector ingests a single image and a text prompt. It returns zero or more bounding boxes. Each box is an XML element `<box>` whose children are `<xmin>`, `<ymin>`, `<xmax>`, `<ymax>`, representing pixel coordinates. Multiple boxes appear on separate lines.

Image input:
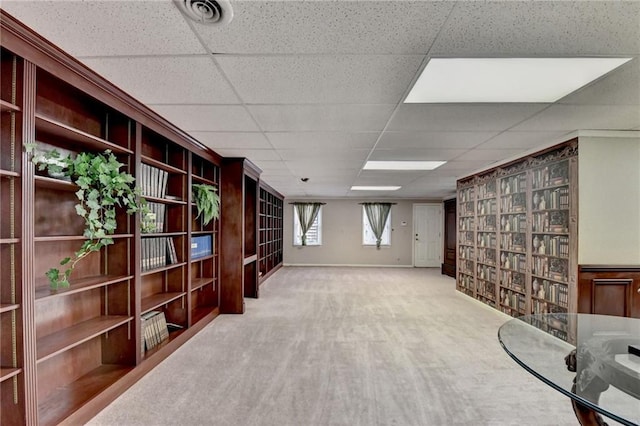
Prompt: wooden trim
<box><xmin>259</xmin><ymin>263</ymin><xmax>282</xmax><ymax>284</ymax></box>
<box><xmin>259</xmin><ymin>180</ymin><xmax>284</xmax><ymax>199</ymax></box>
<box><xmin>579</xmin><ymin>265</ymin><xmax>640</xmax><ymax>273</ymax></box>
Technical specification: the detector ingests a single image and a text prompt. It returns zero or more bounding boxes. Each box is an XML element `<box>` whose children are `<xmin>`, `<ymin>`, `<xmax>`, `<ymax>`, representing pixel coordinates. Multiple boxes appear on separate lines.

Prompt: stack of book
<box><xmin>142</xmin><ymin>202</ymin><xmax>165</xmax><ymax>233</ymax></box>
<box><xmin>141</xmin><ymin>310</ymin><xmax>169</xmax><ymax>354</ymax></box>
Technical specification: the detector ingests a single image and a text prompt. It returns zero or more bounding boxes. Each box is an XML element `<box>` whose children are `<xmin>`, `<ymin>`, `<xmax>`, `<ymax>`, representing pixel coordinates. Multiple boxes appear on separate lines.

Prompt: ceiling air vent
<box><xmin>177</xmin><ymin>0</ymin><xmax>233</xmax><ymax>26</ymax></box>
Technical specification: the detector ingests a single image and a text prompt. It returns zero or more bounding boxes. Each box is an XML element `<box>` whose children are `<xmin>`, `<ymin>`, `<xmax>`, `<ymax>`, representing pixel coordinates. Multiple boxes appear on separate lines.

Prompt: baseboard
<box><xmin>455</xmin><ymin>290</ymin><xmax>513</xmax><ymax>320</ymax></box>
<box><xmin>283</xmin><ymin>263</ymin><xmax>414</xmax><ymax>268</ymax></box>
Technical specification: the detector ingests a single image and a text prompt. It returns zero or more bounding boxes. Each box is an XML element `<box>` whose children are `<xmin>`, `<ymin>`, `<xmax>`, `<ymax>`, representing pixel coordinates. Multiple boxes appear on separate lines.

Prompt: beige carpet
<box><xmin>88</xmin><ymin>267</ymin><xmax>582</xmax><ymax>426</ymax></box>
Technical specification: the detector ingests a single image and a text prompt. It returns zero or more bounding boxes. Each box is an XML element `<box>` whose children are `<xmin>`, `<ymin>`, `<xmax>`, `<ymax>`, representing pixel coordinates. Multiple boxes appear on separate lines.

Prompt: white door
<box><xmin>413</xmin><ymin>204</ymin><xmax>442</xmax><ymax>267</ymax></box>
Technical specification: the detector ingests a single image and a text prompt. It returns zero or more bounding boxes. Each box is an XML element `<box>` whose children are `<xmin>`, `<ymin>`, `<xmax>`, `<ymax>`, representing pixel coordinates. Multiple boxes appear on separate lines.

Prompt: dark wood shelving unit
<box><xmin>0</xmin><ymin>11</ymin><xmax>261</xmax><ymax>425</ymax></box>
<box><xmin>258</xmin><ymin>182</ymin><xmax>284</xmax><ymax>284</ymax></box>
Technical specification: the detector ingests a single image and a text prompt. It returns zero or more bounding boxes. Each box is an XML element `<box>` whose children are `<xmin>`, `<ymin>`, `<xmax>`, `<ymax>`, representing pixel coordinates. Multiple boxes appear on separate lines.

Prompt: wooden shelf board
<box><xmin>34</xmin><ymin>233</ymin><xmax>133</xmax><ymax>242</ymax></box>
<box><xmin>0</xmin><ymin>168</ymin><xmax>19</xmax><ymax>177</ymax></box>
<box><xmin>531</xmin><ymin>273</ymin><xmax>568</xmax><ymax>285</ymax></box>
<box><xmin>0</xmin><ymin>99</ymin><xmax>20</xmax><ymax>112</ymax></box>
<box><xmin>191</xmin><ymin>230</ymin><xmax>214</xmax><ymax>236</ymax></box>
<box><xmin>141</xmin><ymin>261</ymin><xmax>186</xmax><ymax>277</ymax></box>
<box><xmin>37</xmin><ymin>315</ymin><xmax>131</xmax><ymax>363</ymax></box>
<box><xmin>34</xmin><ymin>174</ymin><xmax>78</xmax><ymax>191</ymax></box>
<box><xmin>141</xmin><ymin>231</ymin><xmax>186</xmax><ymax>238</ymax></box>
<box><xmin>142</xmin><ymin>194</ymin><xmax>187</xmax><ymax>205</ymax></box>
<box><xmin>37</xmin><ymin>364</ymin><xmax>132</xmax><ymax>426</ymax></box>
<box><xmin>244</xmin><ymin>254</ymin><xmax>257</xmax><ymax>265</ymax></box>
<box><xmin>0</xmin><ymin>367</ymin><xmax>22</xmax><ymax>382</ymax></box>
<box><xmin>191</xmin><ymin>277</ymin><xmax>214</xmax><ymax>292</ymax></box>
<box><xmin>141</xmin><ymin>155</ymin><xmax>187</xmax><ymax>175</ymax></box>
<box><xmin>35</xmin><ymin>114</ymin><xmax>133</xmax><ymax>155</ymax></box>
<box><xmin>35</xmin><ymin>275</ymin><xmax>133</xmax><ymax>300</ymax></box>
<box><xmin>0</xmin><ymin>238</ymin><xmax>19</xmax><ymax>245</ymax></box>
<box><xmin>191</xmin><ymin>174</ymin><xmax>217</xmax><ymax>186</ymax></box>
<box><xmin>0</xmin><ymin>303</ymin><xmax>20</xmax><ymax>313</ymax></box>
<box><xmin>141</xmin><ymin>292</ymin><xmax>185</xmax><ymax>314</ymax></box>
<box><xmin>191</xmin><ymin>253</ymin><xmax>214</xmax><ymax>263</ymax></box>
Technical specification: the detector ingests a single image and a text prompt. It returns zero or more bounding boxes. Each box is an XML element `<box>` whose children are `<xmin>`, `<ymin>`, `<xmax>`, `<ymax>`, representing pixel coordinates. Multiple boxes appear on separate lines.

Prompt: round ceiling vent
<box><xmin>177</xmin><ymin>0</ymin><xmax>233</xmax><ymax>26</ymax></box>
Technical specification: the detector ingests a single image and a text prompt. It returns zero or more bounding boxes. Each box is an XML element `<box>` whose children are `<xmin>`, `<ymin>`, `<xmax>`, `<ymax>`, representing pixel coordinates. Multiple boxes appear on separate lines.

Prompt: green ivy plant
<box><xmin>26</xmin><ymin>144</ymin><xmax>148</xmax><ymax>289</ymax></box>
<box><xmin>192</xmin><ymin>183</ymin><xmax>220</xmax><ymax>226</ymax></box>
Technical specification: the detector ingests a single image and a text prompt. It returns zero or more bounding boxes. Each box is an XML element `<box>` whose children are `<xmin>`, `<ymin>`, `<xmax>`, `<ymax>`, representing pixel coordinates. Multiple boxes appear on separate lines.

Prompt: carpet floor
<box><xmin>88</xmin><ymin>266</ymin><xmax>584</xmax><ymax>426</ymax></box>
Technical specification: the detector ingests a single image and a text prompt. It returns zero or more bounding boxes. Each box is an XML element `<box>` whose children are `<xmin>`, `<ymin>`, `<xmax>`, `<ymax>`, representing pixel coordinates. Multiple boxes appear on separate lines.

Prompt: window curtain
<box><xmin>292</xmin><ymin>202</ymin><xmax>323</xmax><ymax>246</ymax></box>
<box><xmin>362</xmin><ymin>203</ymin><xmax>393</xmax><ymax>249</ymax></box>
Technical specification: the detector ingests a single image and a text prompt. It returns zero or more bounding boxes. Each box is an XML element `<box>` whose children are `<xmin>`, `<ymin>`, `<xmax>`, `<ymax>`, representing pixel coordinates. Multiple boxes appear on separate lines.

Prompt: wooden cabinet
<box><xmin>441</xmin><ymin>198</ymin><xmax>456</xmax><ymax>278</ymax></box>
<box><xmin>0</xmin><ymin>11</ymin><xmax>240</xmax><ymax>425</ymax></box>
<box><xmin>259</xmin><ymin>183</ymin><xmax>284</xmax><ymax>283</ymax></box>
<box><xmin>578</xmin><ymin>266</ymin><xmax>640</xmax><ymax>318</ymax></box>
<box><xmin>220</xmin><ymin>158</ymin><xmax>261</xmax><ymax>313</ymax></box>
<box><xmin>456</xmin><ymin>140</ymin><xmax>578</xmax><ymax>342</ymax></box>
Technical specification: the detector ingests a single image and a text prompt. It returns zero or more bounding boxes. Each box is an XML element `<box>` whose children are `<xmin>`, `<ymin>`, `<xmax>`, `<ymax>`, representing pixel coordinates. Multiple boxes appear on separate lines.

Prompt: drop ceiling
<box><xmin>2</xmin><ymin>0</ymin><xmax>639</xmax><ymax>199</ymax></box>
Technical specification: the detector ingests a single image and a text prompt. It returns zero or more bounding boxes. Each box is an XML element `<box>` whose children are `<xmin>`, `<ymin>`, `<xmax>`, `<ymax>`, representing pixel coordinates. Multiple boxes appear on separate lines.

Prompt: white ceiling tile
<box><xmin>278</xmin><ymin>149</ymin><xmax>369</xmax><ymax>162</ymax></box>
<box><xmin>388</xmin><ymin>104</ymin><xmax>549</xmax><ymax>131</ymax></box>
<box><xmin>438</xmin><ymin>160</ymin><xmax>499</xmax><ymax>172</ymax></box>
<box><xmin>377</xmin><ymin>131</ymin><xmax>498</xmax><ymax>149</ymax></box>
<box><xmin>266</xmin><ymin>132</ymin><xmax>378</xmax><ymax>150</ymax></box>
<box><xmin>369</xmin><ymin>148</ymin><xmax>467</xmax><ymax>161</ymax></box>
<box><xmin>558</xmin><ymin>58</ymin><xmax>640</xmax><ymax>106</ymax></box>
<box><xmin>249</xmin><ymin>105</ymin><xmax>396</xmax><ymax>132</ymax></box>
<box><xmin>149</xmin><ymin>105</ymin><xmax>259</xmax><ymax>132</ymax></box>
<box><xmin>1</xmin><ymin>0</ymin><xmax>206</xmax><ymax>56</ymax></box>
<box><xmin>193</xmin><ymin>1</ymin><xmax>453</xmax><ymax>54</ymax></box>
<box><xmin>432</xmin><ymin>1</ymin><xmax>640</xmax><ymax>56</ymax></box>
<box><xmin>214</xmin><ymin>149</ymin><xmax>281</xmax><ymax>161</ymax></box>
<box><xmin>217</xmin><ymin>55</ymin><xmax>423</xmax><ymax>104</ymax></box>
<box><xmin>80</xmin><ymin>56</ymin><xmax>240</xmax><ymax>104</ymax></box>
<box><xmin>478</xmin><ymin>131</ymin><xmax>573</xmax><ymax>150</ymax></box>
<box><xmin>454</xmin><ymin>149</ymin><xmax>525</xmax><ymax>162</ymax></box>
<box><xmin>511</xmin><ymin>105</ymin><xmax>640</xmax><ymax>131</ymax></box>
<box><xmin>250</xmin><ymin>160</ymin><xmax>289</xmax><ymax>173</ymax></box>
<box><xmin>188</xmin><ymin>132</ymin><xmax>272</xmax><ymax>150</ymax></box>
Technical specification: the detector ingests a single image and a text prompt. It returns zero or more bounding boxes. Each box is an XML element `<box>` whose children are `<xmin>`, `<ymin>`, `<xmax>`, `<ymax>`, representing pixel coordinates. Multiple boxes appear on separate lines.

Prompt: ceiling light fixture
<box><xmin>404</xmin><ymin>57</ymin><xmax>632</xmax><ymax>103</ymax></box>
<box><xmin>363</xmin><ymin>160</ymin><xmax>446</xmax><ymax>170</ymax></box>
<box><xmin>351</xmin><ymin>186</ymin><xmax>401</xmax><ymax>191</ymax></box>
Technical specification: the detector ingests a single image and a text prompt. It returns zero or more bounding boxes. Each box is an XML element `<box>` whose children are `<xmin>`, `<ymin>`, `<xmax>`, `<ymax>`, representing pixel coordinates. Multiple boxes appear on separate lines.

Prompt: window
<box><xmin>293</xmin><ymin>206</ymin><xmax>322</xmax><ymax>246</ymax></box>
<box><xmin>363</xmin><ymin>207</ymin><xmax>391</xmax><ymax>246</ymax></box>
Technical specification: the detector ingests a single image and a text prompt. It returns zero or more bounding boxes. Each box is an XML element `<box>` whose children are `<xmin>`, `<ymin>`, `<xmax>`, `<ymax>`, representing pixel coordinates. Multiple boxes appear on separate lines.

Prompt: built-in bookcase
<box><xmin>456</xmin><ymin>140</ymin><xmax>577</xmax><ymax>342</ymax></box>
<box><xmin>258</xmin><ymin>183</ymin><xmax>284</xmax><ymax>283</ymax></box>
<box><xmin>189</xmin><ymin>152</ymin><xmax>220</xmax><ymax>324</ymax></box>
<box><xmin>139</xmin><ymin>126</ymin><xmax>188</xmax><ymax>358</ymax></box>
<box><xmin>0</xmin><ymin>47</ymin><xmax>25</xmax><ymax>426</ymax></box>
<box><xmin>0</xmin><ymin>11</ymin><xmax>240</xmax><ymax>425</ymax></box>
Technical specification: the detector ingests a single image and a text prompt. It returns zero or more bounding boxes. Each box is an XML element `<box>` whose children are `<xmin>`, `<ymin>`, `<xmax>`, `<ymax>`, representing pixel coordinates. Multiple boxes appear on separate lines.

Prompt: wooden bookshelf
<box><xmin>258</xmin><ymin>182</ymin><xmax>284</xmax><ymax>284</ymax></box>
<box><xmin>456</xmin><ymin>140</ymin><xmax>578</xmax><ymax>342</ymax></box>
<box><xmin>0</xmin><ymin>45</ymin><xmax>25</xmax><ymax>426</ymax></box>
<box><xmin>0</xmin><ymin>11</ymin><xmax>254</xmax><ymax>425</ymax></box>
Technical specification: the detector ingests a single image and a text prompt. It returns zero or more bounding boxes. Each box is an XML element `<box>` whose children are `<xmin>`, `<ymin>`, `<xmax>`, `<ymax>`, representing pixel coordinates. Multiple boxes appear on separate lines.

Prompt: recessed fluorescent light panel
<box><xmin>351</xmin><ymin>186</ymin><xmax>401</xmax><ymax>191</ymax></box>
<box><xmin>364</xmin><ymin>160</ymin><xmax>446</xmax><ymax>170</ymax></box>
<box><xmin>404</xmin><ymin>57</ymin><xmax>632</xmax><ymax>103</ymax></box>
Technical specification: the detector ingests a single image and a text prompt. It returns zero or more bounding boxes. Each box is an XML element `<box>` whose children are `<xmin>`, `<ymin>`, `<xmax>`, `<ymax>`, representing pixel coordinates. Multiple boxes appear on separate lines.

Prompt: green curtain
<box><xmin>362</xmin><ymin>203</ymin><xmax>392</xmax><ymax>249</ymax></box>
<box><xmin>293</xmin><ymin>202</ymin><xmax>322</xmax><ymax>246</ymax></box>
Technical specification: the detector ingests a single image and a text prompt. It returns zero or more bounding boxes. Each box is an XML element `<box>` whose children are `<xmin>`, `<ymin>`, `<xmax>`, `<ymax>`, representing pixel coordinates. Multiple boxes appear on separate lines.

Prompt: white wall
<box><xmin>283</xmin><ymin>199</ymin><xmax>440</xmax><ymax>266</ymax></box>
<box><xmin>578</xmin><ymin>134</ymin><xmax>640</xmax><ymax>264</ymax></box>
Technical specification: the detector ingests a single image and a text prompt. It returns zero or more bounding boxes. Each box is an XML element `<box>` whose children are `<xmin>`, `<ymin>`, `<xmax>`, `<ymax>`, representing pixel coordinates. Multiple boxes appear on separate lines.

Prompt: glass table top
<box><xmin>498</xmin><ymin>314</ymin><xmax>640</xmax><ymax>426</ymax></box>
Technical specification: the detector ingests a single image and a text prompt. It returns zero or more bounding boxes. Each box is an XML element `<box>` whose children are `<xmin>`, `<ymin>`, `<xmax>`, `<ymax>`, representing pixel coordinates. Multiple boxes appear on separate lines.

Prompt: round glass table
<box><xmin>498</xmin><ymin>314</ymin><xmax>640</xmax><ymax>426</ymax></box>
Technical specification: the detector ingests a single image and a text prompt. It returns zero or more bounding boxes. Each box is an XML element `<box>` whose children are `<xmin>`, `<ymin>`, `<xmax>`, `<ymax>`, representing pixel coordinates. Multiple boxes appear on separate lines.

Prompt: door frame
<box><xmin>412</xmin><ymin>203</ymin><xmax>443</xmax><ymax>267</ymax></box>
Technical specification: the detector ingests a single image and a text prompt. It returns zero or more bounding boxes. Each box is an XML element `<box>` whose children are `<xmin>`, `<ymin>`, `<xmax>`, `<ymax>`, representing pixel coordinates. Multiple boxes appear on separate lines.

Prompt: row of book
<box><xmin>476</xmin><ymin>181</ymin><xmax>497</xmax><ymax>199</ymax></box>
<box><xmin>532</xmin><ymin>187</ymin><xmax>569</xmax><ymax>211</ymax></box>
<box><xmin>532</xmin><ymin>257</ymin><xmax>569</xmax><ymax>283</ymax></box>
<box><xmin>500</xmin><ymin>270</ymin><xmax>525</xmax><ymax>292</ymax></box>
<box><xmin>142</xmin><ymin>202</ymin><xmax>166</xmax><ymax>233</ymax></box>
<box><xmin>477</xmin><ymin>214</ymin><xmax>496</xmax><ymax>231</ymax></box>
<box><xmin>476</xmin><ymin>280</ymin><xmax>496</xmax><ymax>300</ymax></box>
<box><xmin>477</xmin><ymin>198</ymin><xmax>496</xmax><ymax>215</ymax></box>
<box><xmin>532</xmin><ymin>161</ymin><xmax>569</xmax><ymax>189</ymax></box>
<box><xmin>500</xmin><ymin>214</ymin><xmax>526</xmax><ymax>232</ymax></box>
<box><xmin>142</xmin><ymin>237</ymin><xmax>178</xmax><ymax>271</ymax></box>
<box><xmin>141</xmin><ymin>310</ymin><xmax>169</xmax><ymax>353</ymax></box>
<box><xmin>501</xmin><ymin>174</ymin><xmax>526</xmax><ymax>195</ymax></box>
<box><xmin>140</xmin><ymin>163</ymin><xmax>169</xmax><ymax>199</ymax></box>
<box><xmin>532</xmin><ymin>278</ymin><xmax>569</xmax><ymax>307</ymax></box>
<box><xmin>477</xmin><ymin>264</ymin><xmax>497</xmax><ymax>282</ymax></box>
<box><xmin>532</xmin><ymin>211</ymin><xmax>569</xmax><ymax>233</ymax></box>
<box><xmin>533</xmin><ymin>235</ymin><xmax>569</xmax><ymax>257</ymax></box>
<box><xmin>459</xmin><ymin>217</ymin><xmax>474</xmax><ymax>231</ymax></box>
<box><xmin>459</xmin><ymin>246</ymin><xmax>474</xmax><ymax>260</ymax></box>
<box><xmin>477</xmin><ymin>247</ymin><xmax>496</xmax><ymax>265</ymax></box>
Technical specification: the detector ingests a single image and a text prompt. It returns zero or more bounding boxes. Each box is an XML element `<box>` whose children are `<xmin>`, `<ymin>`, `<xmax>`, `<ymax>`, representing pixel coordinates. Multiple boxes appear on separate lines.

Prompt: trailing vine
<box><xmin>26</xmin><ymin>144</ymin><xmax>148</xmax><ymax>289</ymax></box>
